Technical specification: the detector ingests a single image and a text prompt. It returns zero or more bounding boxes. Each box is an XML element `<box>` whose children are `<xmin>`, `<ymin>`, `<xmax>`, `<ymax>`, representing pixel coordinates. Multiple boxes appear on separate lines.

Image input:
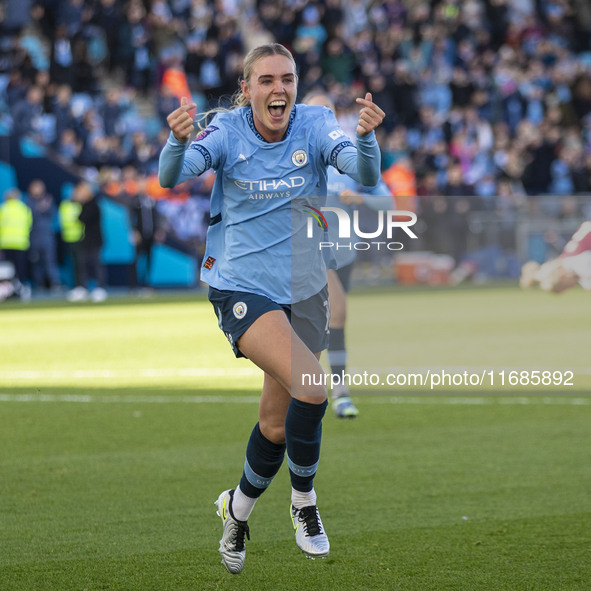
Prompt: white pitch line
<box><xmin>0</xmin><ymin>368</ymin><xmax>262</xmax><ymax>380</ymax></box>
<box><xmin>367</xmin><ymin>396</ymin><xmax>591</xmax><ymax>406</ymax></box>
<box><xmin>0</xmin><ymin>393</ymin><xmax>261</xmax><ymax>404</ymax></box>
<box><xmin>349</xmin><ymin>365</ymin><xmax>591</xmax><ymax>375</ymax></box>
<box><xmin>0</xmin><ymin>393</ymin><xmax>589</xmax><ymax>406</ymax></box>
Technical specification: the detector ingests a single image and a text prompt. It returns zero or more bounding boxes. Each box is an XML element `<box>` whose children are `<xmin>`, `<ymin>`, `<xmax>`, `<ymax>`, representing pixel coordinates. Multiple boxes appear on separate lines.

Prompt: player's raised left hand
<box><xmin>355</xmin><ymin>92</ymin><xmax>385</xmax><ymax>137</ymax></box>
<box><xmin>167</xmin><ymin>96</ymin><xmax>197</xmax><ymax>143</ymax></box>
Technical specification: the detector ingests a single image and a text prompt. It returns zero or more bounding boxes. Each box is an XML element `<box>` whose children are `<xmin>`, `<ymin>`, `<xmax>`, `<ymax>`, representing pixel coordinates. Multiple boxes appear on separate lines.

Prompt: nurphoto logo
<box><xmin>306</xmin><ymin>207</ymin><xmax>418</xmax><ymax>251</ymax></box>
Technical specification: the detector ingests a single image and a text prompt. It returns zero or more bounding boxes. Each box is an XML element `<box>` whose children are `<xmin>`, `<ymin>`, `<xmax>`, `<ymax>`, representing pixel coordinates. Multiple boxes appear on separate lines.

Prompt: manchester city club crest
<box><xmin>233</xmin><ymin>302</ymin><xmax>248</xmax><ymax>319</ymax></box>
<box><xmin>291</xmin><ymin>149</ymin><xmax>308</xmax><ymax>167</ymax></box>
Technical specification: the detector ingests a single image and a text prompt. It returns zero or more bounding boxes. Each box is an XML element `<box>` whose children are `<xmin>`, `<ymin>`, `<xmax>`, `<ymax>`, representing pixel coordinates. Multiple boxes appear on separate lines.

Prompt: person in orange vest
<box><xmin>0</xmin><ymin>188</ymin><xmax>32</xmax><ymax>300</ymax></box>
<box><xmin>161</xmin><ymin>66</ymin><xmax>193</xmax><ymax>105</ymax></box>
<box><xmin>382</xmin><ymin>155</ymin><xmax>417</xmax><ymax>213</ymax></box>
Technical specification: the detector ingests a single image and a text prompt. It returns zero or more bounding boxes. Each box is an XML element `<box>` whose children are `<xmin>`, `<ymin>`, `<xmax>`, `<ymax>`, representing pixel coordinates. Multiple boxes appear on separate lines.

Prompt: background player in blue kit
<box><xmin>305</xmin><ymin>93</ymin><xmax>394</xmax><ymax>419</ymax></box>
<box><xmin>159</xmin><ymin>43</ymin><xmax>385</xmax><ymax>574</ymax></box>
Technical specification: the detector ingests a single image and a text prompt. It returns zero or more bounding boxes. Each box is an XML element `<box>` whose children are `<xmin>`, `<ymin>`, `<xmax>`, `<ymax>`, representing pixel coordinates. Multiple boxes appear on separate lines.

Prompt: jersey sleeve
<box><xmin>315</xmin><ymin>108</ymin><xmax>355</xmax><ymax>170</ymax></box>
<box><xmin>336</xmin><ymin>133</ymin><xmax>381</xmax><ymax>187</ymax></box>
<box><xmin>158</xmin><ymin>118</ymin><xmax>225</xmax><ymax>188</ymax></box>
<box><xmin>315</xmin><ymin>106</ymin><xmax>381</xmax><ymax>187</ymax></box>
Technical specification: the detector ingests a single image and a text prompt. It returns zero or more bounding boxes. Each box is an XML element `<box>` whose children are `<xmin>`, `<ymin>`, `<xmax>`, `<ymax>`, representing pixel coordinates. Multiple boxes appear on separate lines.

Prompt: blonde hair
<box><xmin>194</xmin><ymin>43</ymin><xmax>297</xmax><ymax>132</ymax></box>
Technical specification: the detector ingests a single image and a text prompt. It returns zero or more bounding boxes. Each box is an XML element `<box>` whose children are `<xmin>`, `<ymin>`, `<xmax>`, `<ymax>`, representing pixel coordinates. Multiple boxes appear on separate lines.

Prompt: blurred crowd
<box><xmin>0</xmin><ymin>166</ymin><xmax>217</xmax><ymax>300</ymax></box>
<box><xmin>2</xmin><ymin>0</ymin><xmax>591</xmax><ymax>294</ymax></box>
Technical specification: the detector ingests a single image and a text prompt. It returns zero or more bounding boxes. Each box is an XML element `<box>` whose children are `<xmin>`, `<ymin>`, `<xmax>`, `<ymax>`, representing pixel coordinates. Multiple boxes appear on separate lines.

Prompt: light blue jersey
<box><xmin>159</xmin><ymin>104</ymin><xmax>381</xmax><ymax>303</ymax></box>
<box><xmin>325</xmin><ymin>168</ymin><xmax>393</xmax><ymax>269</ymax></box>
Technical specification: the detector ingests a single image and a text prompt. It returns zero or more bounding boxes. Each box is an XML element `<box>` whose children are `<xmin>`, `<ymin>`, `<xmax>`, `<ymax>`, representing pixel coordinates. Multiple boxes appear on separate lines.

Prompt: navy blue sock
<box><xmin>285</xmin><ymin>398</ymin><xmax>328</xmax><ymax>492</ymax></box>
<box><xmin>328</xmin><ymin>327</ymin><xmax>346</xmax><ymax>378</ymax></box>
<box><xmin>239</xmin><ymin>422</ymin><xmax>286</xmax><ymax>498</ymax></box>
<box><xmin>329</xmin><ymin>327</ymin><xmax>345</xmax><ymax>351</ymax></box>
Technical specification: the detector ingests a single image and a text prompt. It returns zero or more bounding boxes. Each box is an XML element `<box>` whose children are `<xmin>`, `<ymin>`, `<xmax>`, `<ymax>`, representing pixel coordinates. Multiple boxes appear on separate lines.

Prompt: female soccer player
<box><xmin>159</xmin><ymin>43</ymin><xmax>384</xmax><ymax>574</ymax></box>
<box><xmin>305</xmin><ymin>93</ymin><xmax>394</xmax><ymax>418</ymax></box>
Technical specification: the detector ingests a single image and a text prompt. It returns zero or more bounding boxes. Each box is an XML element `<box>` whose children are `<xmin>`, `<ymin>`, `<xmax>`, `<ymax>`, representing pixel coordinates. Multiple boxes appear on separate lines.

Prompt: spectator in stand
<box><xmin>128</xmin><ymin>173</ymin><xmax>166</xmax><ymax>291</ymax></box>
<box><xmin>49</xmin><ymin>24</ymin><xmax>74</xmax><ymax>87</ymax></box>
<box><xmin>442</xmin><ymin>162</ymin><xmax>480</xmax><ymax>264</ymax></box>
<box><xmin>100</xmin><ymin>88</ymin><xmax>123</xmax><ymax>137</ymax></box>
<box><xmin>58</xmin><ymin>183</ymin><xmax>83</xmax><ymax>290</ymax></box>
<box><xmin>382</xmin><ymin>155</ymin><xmax>417</xmax><ymax>212</ymax></box>
<box><xmin>147</xmin><ymin>0</ymin><xmax>182</xmax><ymax>58</ymax></box>
<box><xmin>74</xmin><ymin>108</ymin><xmax>106</xmax><ymax>166</ymax></box>
<box><xmin>10</xmin><ymin>85</ymin><xmax>45</xmax><ymax>140</ymax></box>
<box><xmin>391</xmin><ymin>60</ymin><xmax>419</xmax><ymax>127</ymax></box>
<box><xmin>57</xmin><ymin>0</ymin><xmax>85</xmax><ymax>38</ymax></box>
<box><xmin>294</xmin><ymin>5</ymin><xmax>327</xmax><ymax>54</ymax></box>
<box><xmin>50</xmin><ymin>84</ymin><xmax>76</xmax><ymax>147</ymax></box>
<box><xmin>71</xmin><ymin>37</ymin><xmax>100</xmax><ymax>95</ymax></box>
<box><xmin>7</xmin><ymin>40</ymin><xmax>39</xmax><ymax>87</ymax></box>
<box><xmin>320</xmin><ymin>37</ymin><xmax>357</xmax><ymax>86</ymax></box>
<box><xmin>127</xmin><ymin>131</ymin><xmax>161</xmax><ymax>174</ymax></box>
<box><xmin>119</xmin><ymin>2</ymin><xmax>153</xmax><ymax>95</ymax></box>
<box><xmin>55</xmin><ymin>128</ymin><xmax>82</xmax><ymax>164</ymax></box>
<box><xmin>4</xmin><ymin>69</ymin><xmax>28</xmax><ymax>109</ymax></box>
<box><xmin>25</xmin><ymin>179</ymin><xmax>62</xmax><ymax>292</ymax></box>
<box><xmin>63</xmin><ymin>181</ymin><xmax>107</xmax><ymax>303</ymax></box>
<box><xmin>94</xmin><ymin>0</ymin><xmax>124</xmax><ymax>73</ymax></box>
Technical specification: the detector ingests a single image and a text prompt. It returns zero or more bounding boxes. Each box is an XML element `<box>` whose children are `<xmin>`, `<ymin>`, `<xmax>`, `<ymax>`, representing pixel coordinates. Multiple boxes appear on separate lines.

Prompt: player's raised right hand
<box><xmin>167</xmin><ymin>96</ymin><xmax>197</xmax><ymax>143</ymax></box>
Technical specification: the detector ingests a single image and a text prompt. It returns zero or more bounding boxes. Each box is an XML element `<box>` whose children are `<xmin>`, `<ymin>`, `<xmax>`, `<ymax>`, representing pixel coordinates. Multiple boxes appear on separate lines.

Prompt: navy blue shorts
<box><xmin>208</xmin><ymin>286</ymin><xmax>330</xmax><ymax>358</ymax></box>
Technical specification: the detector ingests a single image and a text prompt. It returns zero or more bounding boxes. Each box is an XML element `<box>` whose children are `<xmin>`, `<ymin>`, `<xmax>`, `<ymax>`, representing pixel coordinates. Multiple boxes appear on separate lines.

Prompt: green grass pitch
<box><xmin>1</xmin><ymin>285</ymin><xmax>590</xmax><ymax>590</ymax></box>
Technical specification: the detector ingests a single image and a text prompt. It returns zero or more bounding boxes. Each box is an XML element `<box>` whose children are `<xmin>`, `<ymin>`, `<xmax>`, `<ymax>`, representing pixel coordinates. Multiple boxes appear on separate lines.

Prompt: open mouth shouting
<box><xmin>268</xmin><ymin>100</ymin><xmax>287</xmax><ymax>122</ymax></box>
